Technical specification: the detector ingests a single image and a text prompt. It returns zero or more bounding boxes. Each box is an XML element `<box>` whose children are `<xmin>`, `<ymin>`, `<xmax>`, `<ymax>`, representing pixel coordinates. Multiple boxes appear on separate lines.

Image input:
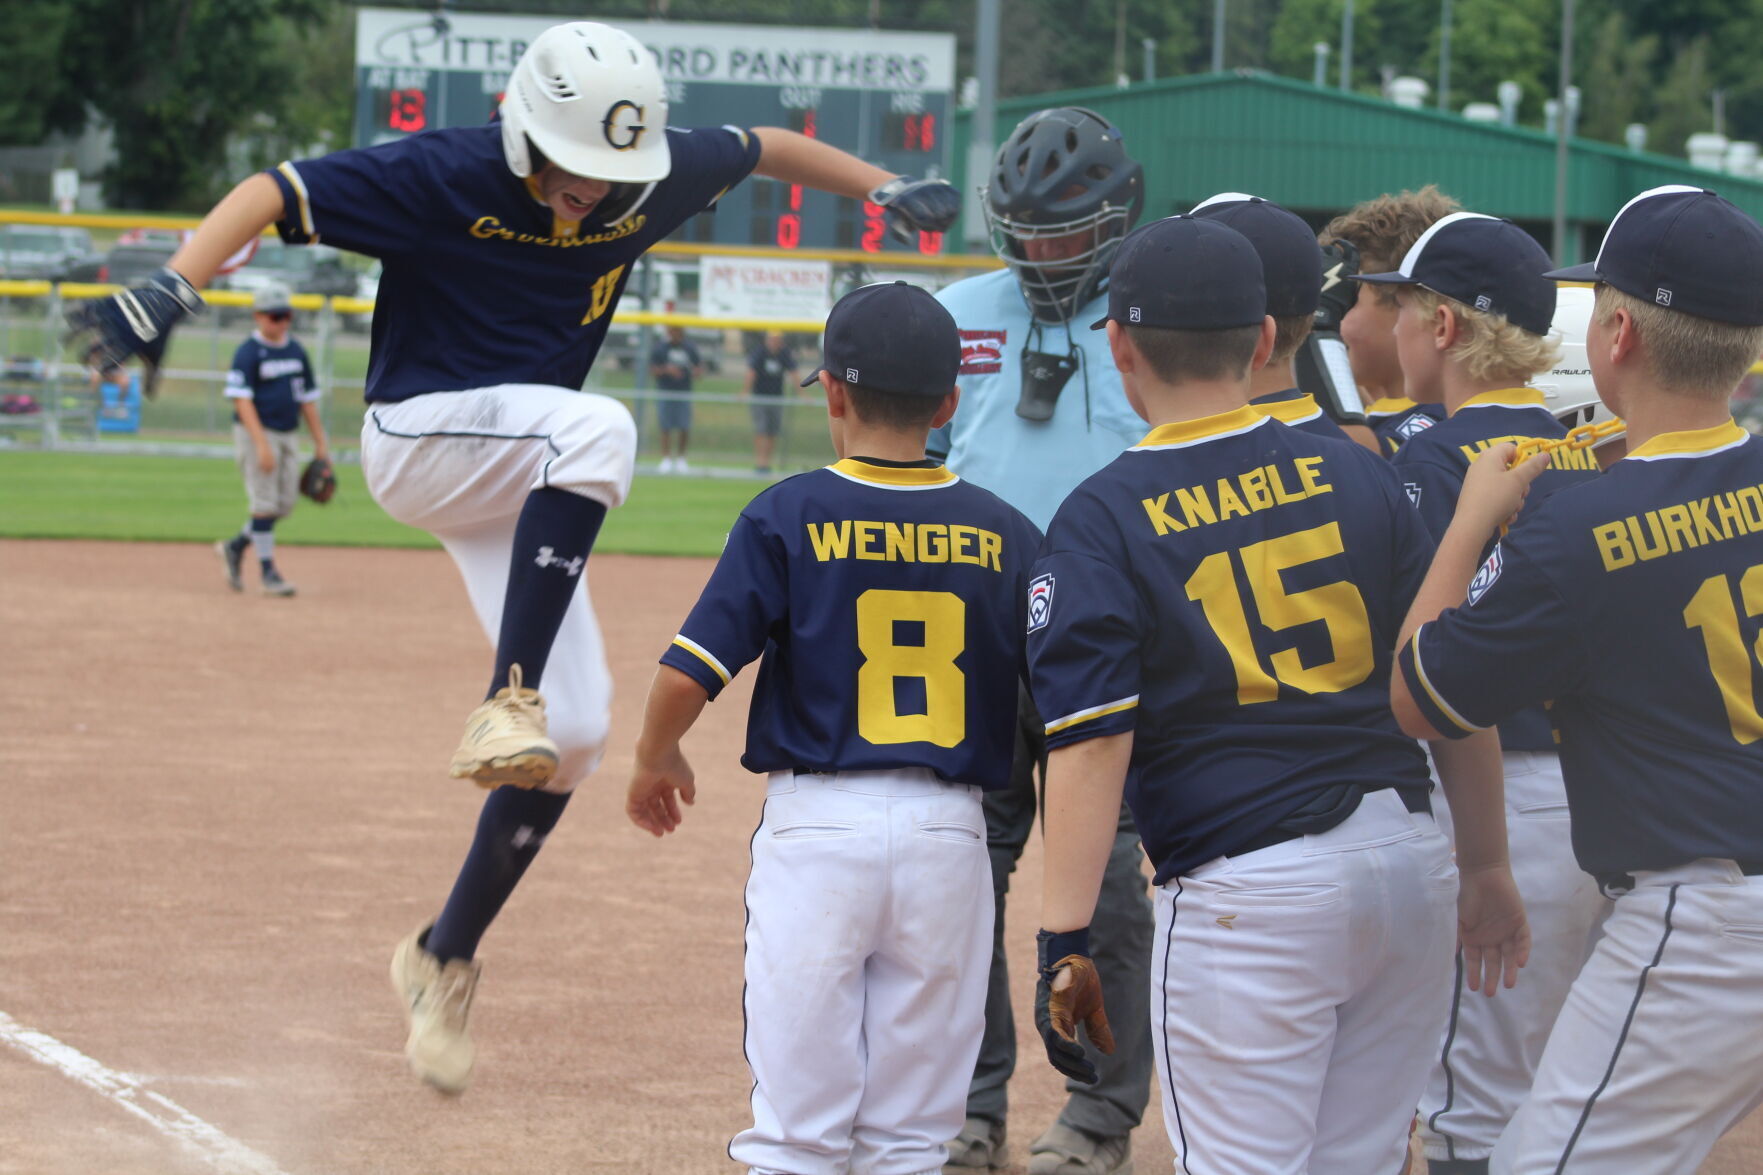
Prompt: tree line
<box><xmin>1</xmin><ymin>0</ymin><xmax>1755</xmax><ymax>210</ymax></box>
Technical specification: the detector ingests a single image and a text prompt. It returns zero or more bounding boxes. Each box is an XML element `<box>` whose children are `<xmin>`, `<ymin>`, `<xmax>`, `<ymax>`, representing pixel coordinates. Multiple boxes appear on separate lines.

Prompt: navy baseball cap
<box><xmin>1089</xmin><ymin>216</ymin><xmax>1266</xmax><ymax>331</ymax></box>
<box><xmin>800</xmin><ymin>281</ymin><xmax>959</xmax><ymax>397</ymax></box>
<box><xmin>1190</xmin><ymin>192</ymin><xmax>1323</xmax><ymax>317</ymax></box>
<box><xmin>1544</xmin><ymin>185</ymin><xmax>1763</xmax><ymax>326</ymax></box>
<box><xmin>1356</xmin><ymin>212</ymin><xmax>1556</xmax><ymax>336</ymax></box>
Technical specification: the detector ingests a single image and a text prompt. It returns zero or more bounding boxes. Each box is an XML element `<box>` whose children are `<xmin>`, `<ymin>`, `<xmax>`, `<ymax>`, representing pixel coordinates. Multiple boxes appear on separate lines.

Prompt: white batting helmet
<box><xmin>1537</xmin><ymin>284</ymin><xmax>1624</xmax><ymax>440</ymax></box>
<box><xmin>500</xmin><ymin>23</ymin><xmax>670</xmax><ymax>187</ymax></box>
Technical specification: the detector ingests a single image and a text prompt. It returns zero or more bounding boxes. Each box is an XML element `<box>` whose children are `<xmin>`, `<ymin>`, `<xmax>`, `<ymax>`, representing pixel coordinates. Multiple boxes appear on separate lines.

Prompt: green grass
<box><xmin>0</xmin><ymin>451</ymin><xmax>768</xmax><ymax>557</ymax></box>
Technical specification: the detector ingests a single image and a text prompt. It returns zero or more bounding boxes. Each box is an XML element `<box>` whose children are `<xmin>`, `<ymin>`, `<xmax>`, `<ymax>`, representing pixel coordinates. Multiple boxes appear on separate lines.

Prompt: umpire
<box><xmin>930</xmin><ymin>107</ymin><xmax>1153</xmax><ymax>1175</ymax></box>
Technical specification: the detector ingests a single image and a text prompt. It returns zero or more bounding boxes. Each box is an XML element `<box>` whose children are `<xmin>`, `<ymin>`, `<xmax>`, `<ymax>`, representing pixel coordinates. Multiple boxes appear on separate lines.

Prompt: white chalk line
<box><xmin>0</xmin><ymin>1009</ymin><xmax>290</xmax><ymax>1175</ymax></box>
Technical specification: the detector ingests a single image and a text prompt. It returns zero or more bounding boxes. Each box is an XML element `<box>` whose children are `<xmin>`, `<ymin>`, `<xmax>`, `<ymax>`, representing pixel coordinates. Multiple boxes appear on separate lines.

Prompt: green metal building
<box><xmin>951</xmin><ymin>71</ymin><xmax>1763</xmax><ymax>264</ymax></box>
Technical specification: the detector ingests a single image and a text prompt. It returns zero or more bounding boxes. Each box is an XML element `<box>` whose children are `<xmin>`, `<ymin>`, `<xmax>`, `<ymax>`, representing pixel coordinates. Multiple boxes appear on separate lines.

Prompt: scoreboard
<box><xmin>353</xmin><ymin>10</ymin><xmax>956</xmax><ymax>256</ymax></box>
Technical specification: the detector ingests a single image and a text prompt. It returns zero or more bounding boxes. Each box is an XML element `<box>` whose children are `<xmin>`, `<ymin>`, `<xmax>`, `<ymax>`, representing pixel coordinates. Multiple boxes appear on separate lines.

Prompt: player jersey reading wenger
<box><xmin>660</xmin><ymin>458</ymin><xmax>1042</xmax><ymax>789</ymax></box>
<box><xmin>1029</xmin><ymin>405</ymin><xmax>1434</xmax><ymax>883</ymax></box>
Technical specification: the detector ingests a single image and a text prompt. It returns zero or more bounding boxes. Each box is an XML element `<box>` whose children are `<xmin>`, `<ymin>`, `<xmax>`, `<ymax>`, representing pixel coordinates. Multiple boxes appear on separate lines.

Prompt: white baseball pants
<box><xmin>1419</xmin><ymin>751</ymin><xmax>1611</xmax><ymax>1162</ymax></box>
<box><xmin>1151</xmin><ymin>787</ymin><xmax>1457</xmax><ymax>1175</ymax></box>
<box><xmin>1493</xmin><ymin>860</ymin><xmax>1763</xmax><ymax>1173</ymax></box>
<box><xmin>731</xmin><ymin>769</ymin><xmax>993</xmax><ymax>1175</ymax></box>
<box><xmin>360</xmin><ymin>385</ymin><xmax>636</xmax><ymax>793</ymax></box>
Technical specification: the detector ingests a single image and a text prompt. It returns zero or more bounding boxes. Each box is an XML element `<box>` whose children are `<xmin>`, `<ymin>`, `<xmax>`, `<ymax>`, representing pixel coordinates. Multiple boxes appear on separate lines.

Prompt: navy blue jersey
<box><xmin>1250</xmin><ymin>387</ymin><xmax>1353</xmax><ymax>444</ymax></box>
<box><xmin>748</xmin><ymin>347</ymin><xmax>796</xmax><ymax>397</ymax></box>
<box><xmin>268</xmin><ymin>123</ymin><xmax>760</xmax><ymax>403</ymax></box>
<box><xmin>660</xmin><ymin>457</ymin><xmax>1043</xmax><ymax>788</ymax></box>
<box><xmin>1028</xmin><ymin>406</ymin><xmax>1434</xmax><ymax>883</ymax></box>
<box><xmin>1392</xmin><ymin>388</ymin><xmax>1602</xmax><ymax>750</ymax></box>
<box><xmin>651</xmin><ymin>339</ymin><xmax>701</xmax><ymax>391</ymax></box>
<box><xmin>226</xmin><ymin>334</ymin><xmax>318</xmax><ymax>432</ymax></box>
<box><xmin>1400</xmin><ymin>421</ymin><xmax>1763</xmax><ymax>876</ymax></box>
<box><xmin>1367</xmin><ymin>397</ymin><xmax>1446</xmax><ymax>457</ymax></box>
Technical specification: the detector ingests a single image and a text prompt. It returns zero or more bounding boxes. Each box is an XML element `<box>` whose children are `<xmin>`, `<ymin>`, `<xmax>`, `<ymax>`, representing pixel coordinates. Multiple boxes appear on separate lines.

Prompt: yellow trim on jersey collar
<box><xmin>1365</xmin><ymin>396</ymin><xmax>1417</xmax><ymax>418</ymax></box>
<box><xmin>1252</xmin><ymin>393</ymin><xmax>1323</xmax><ymax>425</ymax></box>
<box><xmin>827</xmin><ymin>458</ymin><xmax>959</xmax><ymax>488</ymax></box>
<box><xmin>1626</xmin><ymin>419</ymin><xmax>1749</xmax><ymax>460</ymax></box>
<box><xmin>1458</xmin><ymin>387</ymin><xmax>1546</xmax><ymax>410</ymax></box>
<box><xmin>521</xmin><ymin>176</ymin><xmax>583</xmax><ymax>240</ymax></box>
<box><xmin>1133</xmin><ymin>404</ymin><xmax>1269</xmax><ymax>450</ymax></box>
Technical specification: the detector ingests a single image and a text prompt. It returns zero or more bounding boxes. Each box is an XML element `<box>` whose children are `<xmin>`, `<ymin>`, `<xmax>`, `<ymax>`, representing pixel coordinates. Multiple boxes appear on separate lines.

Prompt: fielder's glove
<box><xmin>65</xmin><ymin>266</ymin><xmax>203</xmax><ymax>400</ymax></box>
<box><xmin>868</xmin><ymin>175</ymin><xmax>961</xmax><ymax>246</ymax></box>
<box><xmin>1034</xmin><ymin>927</ymin><xmax>1115</xmax><ymax>1084</ymax></box>
<box><xmin>299</xmin><ymin>457</ymin><xmax>337</xmax><ymax>504</ymax></box>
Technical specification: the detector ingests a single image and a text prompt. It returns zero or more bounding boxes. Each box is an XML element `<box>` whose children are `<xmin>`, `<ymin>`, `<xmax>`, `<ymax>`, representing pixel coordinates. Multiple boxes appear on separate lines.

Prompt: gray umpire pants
<box><xmin>966</xmin><ymin>687</ymin><xmax>1155</xmax><ymax>1139</ymax></box>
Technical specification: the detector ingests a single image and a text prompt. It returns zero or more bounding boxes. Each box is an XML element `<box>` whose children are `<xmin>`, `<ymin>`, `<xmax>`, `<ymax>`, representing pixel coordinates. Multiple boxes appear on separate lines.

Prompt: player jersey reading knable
<box><xmin>660</xmin><ymin>458</ymin><xmax>1043</xmax><ymax>788</ymax></box>
<box><xmin>1028</xmin><ymin>406</ymin><xmax>1434</xmax><ymax>883</ymax></box>
<box><xmin>226</xmin><ymin>334</ymin><xmax>318</xmax><ymax>432</ymax></box>
<box><xmin>1392</xmin><ymin>387</ymin><xmax>1601</xmax><ymax>750</ymax></box>
<box><xmin>1250</xmin><ymin>387</ymin><xmax>1353</xmax><ymax>443</ymax></box>
<box><xmin>1400</xmin><ymin>421</ymin><xmax>1763</xmax><ymax>878</ymax></box>
<box><xmin>1367</xmin><ymin>397</ymin><xmax>1445</xmax><ymax>457</ymax></box>
<box><xmin>267</xmin><ymin>122</ymin><xmax>760</xmax><ymax>403</ymax></box>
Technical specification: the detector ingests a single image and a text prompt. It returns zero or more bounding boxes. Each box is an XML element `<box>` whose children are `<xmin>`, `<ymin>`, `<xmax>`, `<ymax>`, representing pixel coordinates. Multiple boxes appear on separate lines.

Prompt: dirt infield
<box><xmin>2</xmin><ymin>539</ymin><xmax>1759</xmax><ymax>1174</ymax></box>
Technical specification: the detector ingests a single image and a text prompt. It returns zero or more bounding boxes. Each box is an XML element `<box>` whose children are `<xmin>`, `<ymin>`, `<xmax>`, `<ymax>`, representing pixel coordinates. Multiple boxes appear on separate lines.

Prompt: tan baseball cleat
<box><xmin>389</xmin><ymin>923</ymin><xmax>481</xmax><ymax>1095</ymax></box>
<box><xmin>447</xmin><ymin>663</ymin><xmax>559</xmax><ymax>789</ymax></box>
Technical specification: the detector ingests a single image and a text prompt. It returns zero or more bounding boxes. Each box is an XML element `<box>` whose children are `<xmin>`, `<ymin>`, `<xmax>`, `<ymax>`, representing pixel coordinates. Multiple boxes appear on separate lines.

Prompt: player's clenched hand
<box><xmin>1457</xmin><ymin>861</ymin><xmax>1531</xmax><ymax>997</ymax></box>
<box><xmin>1034</xmin><ymin>929</ymin><xmax>1114</xmax><ymax>1084</ymax></box>
<box><xmin>626</xmin><ymin>746</ymin><xmax>696</xmax><ymax>837</ymax></box>
<box><xmin>64</xmin><ymin>266</ymin><xmax>203</xmax><ymax>400</ymax></box>
<box><xmin>1456</xmin><ymin>442</ymin><xmax>1550</xmax><ymax>536</ymax></box>
<box><xmin>868</xmin><ymin>175</ymin><xmax>961</xmax><ymax>246</ymax></box>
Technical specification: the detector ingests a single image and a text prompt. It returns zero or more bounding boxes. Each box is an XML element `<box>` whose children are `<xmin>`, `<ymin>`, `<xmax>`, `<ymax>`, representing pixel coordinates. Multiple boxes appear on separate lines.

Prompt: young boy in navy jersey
<box><xmin>1029</xmin><ymin>216</ymin><xmax>1528</xmax><ymax>1175</ymax></box>
<box><xmin>1395</xmin><ymin>185</ymin><xmax>1763</xmax><ymax>1175</ymax></box>
<box><xmin>67</xmin><ymin>21</ymin><xmax>960</xmax><ymax>1094</ymax></box>
<box><xmin>627</xmin><ymin>282</ymin><xmax>1041</xmax><ymax>1175</ymax></box>
<box><xmin>215</xmin><ymin>283</ymin><xmax>327</xmax><ymax>597</ymax></box>
<box><xmin>1189</xmin><ymin>192</ymin><xmax>1355</xmax><ymax>446</ymax></box>
<box><xmin>1357</xmin><ymin>214</ymin><xmax>1608</xmax><ymax>1175</ymax></box>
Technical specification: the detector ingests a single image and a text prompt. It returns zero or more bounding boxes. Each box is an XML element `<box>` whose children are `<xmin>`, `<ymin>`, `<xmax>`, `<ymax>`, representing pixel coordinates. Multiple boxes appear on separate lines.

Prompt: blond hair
<box><xmin>1271</xmin><ymin>312</ymin><xmax>1313</xmax><ymax>364</ymax></box>
<box><xmin>1408</xmin><ymin>287</ymin><xmax>1561</xmax><ymax>385</ymax></box>
<box><xmin>1593</xmin><ymin>284</ymin><xmax>1763</xmax><ymax>401</ymax></box>
<box><xmin>1321</xmin><ymin>186</ymin><xmax>1461</xmax><ymax>306</ymax></box>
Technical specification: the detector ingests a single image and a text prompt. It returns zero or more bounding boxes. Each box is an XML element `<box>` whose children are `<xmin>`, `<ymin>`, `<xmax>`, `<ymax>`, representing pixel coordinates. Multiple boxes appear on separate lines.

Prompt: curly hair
<box><xmin>1407</xmin><ymin>287</ymin><xmax>1561</xmax><ymax>385</ymax></box>
<box><xmin>1321</xmin><ymin>186</ymin><xmax>1461</xmax><ymax>306</ymax></box>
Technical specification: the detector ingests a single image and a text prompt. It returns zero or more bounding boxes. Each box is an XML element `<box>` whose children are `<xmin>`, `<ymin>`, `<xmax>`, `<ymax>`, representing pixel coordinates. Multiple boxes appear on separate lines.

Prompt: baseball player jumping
<box><xmin>626</xmin><ymin>282</ymin><xmax>1041</xmax><ymax>1174</ymax></box>
<box><xmin>1029</xmin><ymin>215</ymin><xmax>1529</xmax><ymax>1174</ymax></box>
<box><xmin>1395</xmin><ymin>185</ymin><xmax>1763</xmax><ymax>1174</ymax></box>
<box><xmin>67</xmin><ymin>21</ymin><xmax>959</xmax><ymax>1095</ymax></box>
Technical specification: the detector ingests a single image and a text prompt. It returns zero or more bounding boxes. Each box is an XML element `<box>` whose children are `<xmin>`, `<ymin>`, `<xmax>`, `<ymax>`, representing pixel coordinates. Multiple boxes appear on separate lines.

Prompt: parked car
<box><xmin>0</xmin><ymin>225</ymin><xmax>100</xmax><ymax>280</ymax></box>
<box><xmin>96</xmin><ymin>239</ymin><xmax>181</xmax><ymax>285</ymax></box>
<box><xmin>220</xmin><ymin>239</ymin><xmax>358</xmax><ymax>299</ymax></box>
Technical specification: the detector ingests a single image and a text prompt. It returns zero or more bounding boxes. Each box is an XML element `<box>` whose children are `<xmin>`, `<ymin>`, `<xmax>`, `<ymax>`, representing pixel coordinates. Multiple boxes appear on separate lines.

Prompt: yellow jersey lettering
<box><xmin>854</xmin><ymin>521</ymin><xmax>885</xmax><ymax>560</ymax></box>
<box><xmin>918</xmin><ymin>524</ymin><xmax>949</xmax><ymax>562</ymax></box>
<box><xmin>1739</xmin><ymin>486</ymin><xmax>1763</xmax><ymax>531</ymax></box>
<box><xmin>1594</xmin><ymin>521</ymin><xmax>1635</xmax><ymax>571</ymax></box>
<box><xmin>1716</xmin><ymin>492</ymin><xmax>1748</xmax><ymax>540</ymax></box>
<box><xmin>1295</xmin><ymin>456</ymin><xmax>1332</xmax><ymax>496</ymax></box>
<box><xmin>1216</xmin><ymin>480</ymin><xmax>1250</xmax><ymax>520</ymax></box>
<box><xmin>1267</xmin><ymin>462</ymin><xmax>1307</xmax><ymax>505</ymax></box>
<box><xmin>1176</xmin><ymin>485</ymin><xmax>1216</xmax><ymax>528</ymax></box>
<box><xmin>807</xmin><ymin>521</ymin><xmax>852</xmax><ymax>561</ymax></box>
<box><xmin>1142</xmin><ymin>493</ymin><xmax>1185</xmax><ymax>536</ymax></box>
<box><xmin>884</xmin><ymin>522</ymin><xmax>916</xmax><ymax>562</ymax></box>
<box><xmin>949</xmin><ymin>524</ymin><xmax>980</xmax><ymax>565</ymax></box>
<box><xmin>1629</xmin><ymin>512</ymin><xmax>1670</xmax><ymax>561</ymax></box>
<box><xmin>581</xmin><ymin>263</ymin><xmax>628</xmax><ymax>326</ymax></box>
<box><xmin>1659</xmin><ymin>503</ymin><xmax>1695</xmax><ymax>553</ymax></box>
<box><xmin>1239</xmin><ymin>466</ymin><xmax>1274</xmax><ymax>510</ymax></box>
<box><xmin>977</xmin><ymin>528</ymin><xmax>1003</xmax><ymax>572</ymax></box>
<box><xmin>1689</xmin><ymin>498</ymin><xmax>1725</xmax><ymax>546</ymax></box>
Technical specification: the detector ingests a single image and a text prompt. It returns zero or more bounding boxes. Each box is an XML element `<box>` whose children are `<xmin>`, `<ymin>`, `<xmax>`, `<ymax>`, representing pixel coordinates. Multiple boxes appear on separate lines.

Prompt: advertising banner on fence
<box><xmin>700</xmin><ymin>256</ymin><xmax>832</xmax><ymax>323</ymax></box>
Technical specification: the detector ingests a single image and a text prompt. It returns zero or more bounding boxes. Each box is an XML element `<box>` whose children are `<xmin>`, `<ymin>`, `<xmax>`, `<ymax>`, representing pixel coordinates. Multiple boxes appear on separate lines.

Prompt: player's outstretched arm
<box><xmin>168</xmin><ymin>174</ymin><xmax>286</xmax><ymax>290</ymax></box>
<box><xmin>627</xmin><ymin>666</ymin><xmax>710</xmax><ymax>837</ymax></box>
<box><xmin>750</xmin><ymin>128</ymin><xmax>960</xmax><ymax>244</ymax></box>
<box><xmin>1430</xmin><ymin>731</ymin><xmax>1530</xmax><ymax>995</ymax></box>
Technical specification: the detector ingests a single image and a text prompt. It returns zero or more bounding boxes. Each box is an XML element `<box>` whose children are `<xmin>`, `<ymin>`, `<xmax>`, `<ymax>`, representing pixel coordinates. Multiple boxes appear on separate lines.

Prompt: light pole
<box><xmin>1438</xmin><ymin>0</ymin><xmax>1453</xmax><ymax>110</ymax></box>
<box><xmin>966</xmin><ymin>0</ymin><xmax>1000</xmax><ymax>250</ymax></box>
<box><xmin>1340</xmin><ymin>0</ymin><xmax>1355</xmax><ymax>91</ymax></box>
<box><xmin>1213</xmin><ymin>0</ymin><xmax>1226</xmax><ymax>72</ymax></box>
<box><xmin>1552</xmin><ymin>0</ymin><xmax>1575</xmax><ymax>265</ymax></box>
<box><xmin>1313</xmin><ymin>41</ymin><xmax>1330</xmax><ymax>88</ymax></box>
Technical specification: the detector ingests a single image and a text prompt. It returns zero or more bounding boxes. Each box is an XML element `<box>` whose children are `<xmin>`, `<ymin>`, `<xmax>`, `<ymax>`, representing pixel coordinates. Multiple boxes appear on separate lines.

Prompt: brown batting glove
<box><xmin>1034</xmin><ymin>928</ymin><xmax>1115</xmax><ymax>1083</ymax></box>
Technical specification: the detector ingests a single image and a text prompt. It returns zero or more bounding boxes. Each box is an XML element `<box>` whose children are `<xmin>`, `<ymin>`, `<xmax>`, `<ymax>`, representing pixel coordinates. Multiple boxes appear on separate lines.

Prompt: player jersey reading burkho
<box><xmin>268</xmin><ymin>123</ymin><xmax>759</xmax><ymax>402</ymax></box>
<box><xmin>1402</xmin><ymin>422</ymin><xmax>1763</xmax><ymax>878</ymax></box>
<box><xmin>661</xmin><ymin>458</ymin><xmax>1043</xmax><ymax>787</ymax></box>
<box><xmin>1029</xmin><ymin>406</ymin><xmax>1435</xmax><ymax>883</ymax></box>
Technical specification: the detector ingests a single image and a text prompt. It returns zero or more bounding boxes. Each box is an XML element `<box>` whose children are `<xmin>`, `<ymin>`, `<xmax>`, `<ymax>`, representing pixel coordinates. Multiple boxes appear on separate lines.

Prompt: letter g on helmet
<box><xmin>500</xmin><ymin>22</ymin><xmax>671</xmax><ymax>187</ymax></box>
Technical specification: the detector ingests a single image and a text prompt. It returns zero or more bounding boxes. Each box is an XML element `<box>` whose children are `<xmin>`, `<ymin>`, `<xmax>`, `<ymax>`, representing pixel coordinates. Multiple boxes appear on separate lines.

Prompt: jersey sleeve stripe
<box><xmin>276</xmin><ymin>162</ymin><xmax>315</xmax><ymax>238</ymax></box>
<box><xmin>1044</xmin><ymin>695</ymin><xmax>1140</xmax><ymax>735</ymax></box>
<box><xmin>1408</xmin><ymin>628</ymin><xmax>1488</xmax><ymax>734</ymax></box>
<box><xmin>671</xmin><ymin>635</ymin><xmax>731</xmax><ymax>686</ymax></box>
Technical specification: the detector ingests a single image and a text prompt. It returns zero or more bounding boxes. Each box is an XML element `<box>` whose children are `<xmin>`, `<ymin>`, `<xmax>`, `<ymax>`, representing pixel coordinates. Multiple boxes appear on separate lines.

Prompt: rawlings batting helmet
<box><xmin>1536</xmin><ymin>285</ymin><xmax>1624</xmax><ymax>440</ymax></box>
<box><xmin>501</xmin><ymin>23</ymin><xmax>669</xmax><ymax>226</ymax></box>
<box><xmin>983</xmin><ymin>107</ymin><xmax>1145</xmax><ymax>323</ymax></box>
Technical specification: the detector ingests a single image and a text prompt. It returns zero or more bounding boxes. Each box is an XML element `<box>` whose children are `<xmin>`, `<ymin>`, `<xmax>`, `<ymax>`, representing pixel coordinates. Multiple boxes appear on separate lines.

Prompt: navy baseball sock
<box><xmin>488</xmin><ymin>488</ymin><xmax>607</xmax><ymax>696</ymax></box>
<box><xmin>425</xmin><ymin>786</ymin><xmax>572</xmax><ymax>963</ymax></box>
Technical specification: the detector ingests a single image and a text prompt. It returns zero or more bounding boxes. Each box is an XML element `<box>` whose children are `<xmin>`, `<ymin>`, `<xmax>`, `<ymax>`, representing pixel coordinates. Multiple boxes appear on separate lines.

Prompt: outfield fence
<box><xmin>0</xmin><ymin>212</ymin><xmax>1002</xmax><ymax>476</ymax></box>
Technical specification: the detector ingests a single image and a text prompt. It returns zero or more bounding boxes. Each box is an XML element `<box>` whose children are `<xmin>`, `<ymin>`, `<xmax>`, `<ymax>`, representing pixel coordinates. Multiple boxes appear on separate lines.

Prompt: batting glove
<box><xmin>65</xmin><ymin>266</ymin><xmax>203</xmax><ymax>399</ymax></box>
<box><xmin>868</xmin><ymin>175</ymin><xmax>961</xmax><ymax>246</ymax></box>
<box><xmin>1034</xmin><ymin>927</ymin><xmax>1115</xmax><ymax>1084</ymax></box>
<box><xmin>1314</xmin><ymin>237</ymin><xmax>1361</xmax><ymax>333</ymax></box>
